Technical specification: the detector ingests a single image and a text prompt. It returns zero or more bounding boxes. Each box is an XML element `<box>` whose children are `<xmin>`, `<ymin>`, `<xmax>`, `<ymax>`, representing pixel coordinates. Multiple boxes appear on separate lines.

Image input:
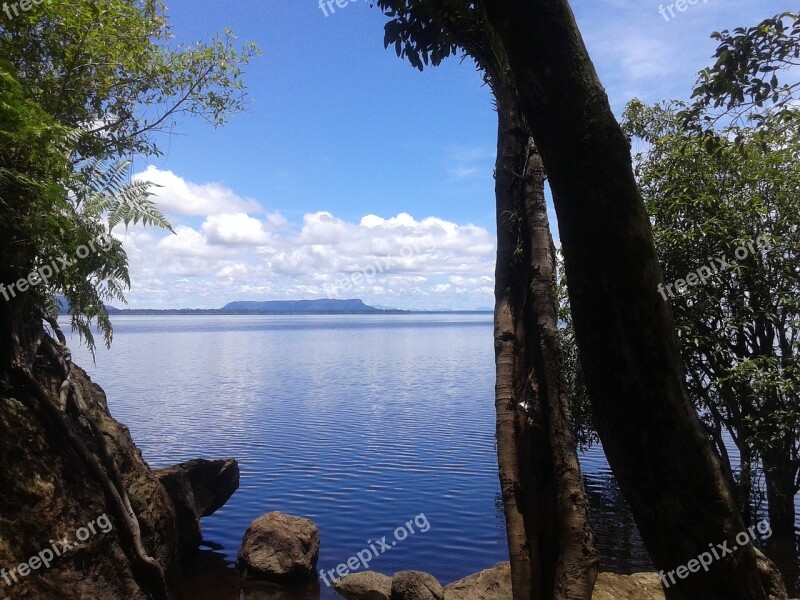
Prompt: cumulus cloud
<box><xmin>116</xmin><ymin>172</ymin><xmax>497</xmax><ymax>311</ymax></box>
<box><xmin>135</xmin><ymin>166</ymin><xmax>263</xmax><ymax>216</ymax></box>
<box><xmin>201</xmin><ymin>213</ymin><xmax>273</xmax><ymax>246</ymax></box>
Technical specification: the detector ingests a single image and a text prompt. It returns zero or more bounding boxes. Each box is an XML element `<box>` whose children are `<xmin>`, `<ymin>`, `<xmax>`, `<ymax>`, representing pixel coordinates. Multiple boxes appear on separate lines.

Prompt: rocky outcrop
<box><xmin>238</xmin><ymin>512</ymin><xmax>320</xmax><ymax>583</ymax></box>
<box><xmin>334</xmin><ymin>571</ymin><xmax>393</xmax><ymax>600</ymax></box>
<box><xmin>155</xmin><ymin>458</ymin><xmax>239</xmax><ymax>558</ymax></box>
<box><xmin>0</xmin><ymin>366</ymin><xmax>177</xmax><ymax>600</ymax></box>
<box><xmin>391</xmin><ymin>571</ymin><xmax>444</xmax><ymax>600</ymax></box>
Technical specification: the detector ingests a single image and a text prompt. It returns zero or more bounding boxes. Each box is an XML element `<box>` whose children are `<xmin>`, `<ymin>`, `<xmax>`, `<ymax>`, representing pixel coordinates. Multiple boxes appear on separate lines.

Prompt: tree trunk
<box><xmin>521</xmin><ymin>138</ymin><xmax>599</xmax><ymax>599</ymax></box>
<box><xmin>763</xmin><ymin>449</ymin><xmax>799</xmax><ymax>596</ymax></box>
<box><xmin>494</xmin><ymin>68</ymin><xmax>597</xmax><ymax>599</ymax></box>
<box><xmin>739</xmin><ymin>440</ymin><xmax>754</xmax><ymax>529</ymax></box>
<box><xmin>494</xmin><ymin>81</ymin><xmax>538</xmax><ymax>600</ymax></box>
<box><xmin>480</xmin><ymin>1</ymin><xmax>781</xmax><ymax>598</ymax></box>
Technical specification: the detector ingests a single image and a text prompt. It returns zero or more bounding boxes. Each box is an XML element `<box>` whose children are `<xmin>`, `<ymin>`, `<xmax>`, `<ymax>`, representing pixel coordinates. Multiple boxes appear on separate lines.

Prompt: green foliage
<box><xmin>563</xmin><ymin>19</ymin><xmax>800</xmax><ymax>480</ymax></box>
<box><xmin>623</xmin><ymin>96</ymin><xmax>799</xmax><ymax>497</ymax></box>
<box><xmin>556</xmin><ymin>250</ymin><xmax>597</xmax><ymax>450</ymax></box>
<box><xmin>0</xmin><ymin>0</ymin><xmax>259</xmax><ymax>352</ymax></box>
<box><xmin>0</xmin><ymin>0</ymin><xmax>260</xmax><ymax>160</ymax></box>
<box><xmin>681</xmin><ymin>12</ymin><xmax>799</xmax><ymax>136</ymax></box>
<box><xmin>378</xmin><ymin>0</ymin><xmax>459</xmax><ymax>71</ymax></box>
<box><xmin>377</xmin><ymin>0</ymin><xmax>505</xmax><ymax>83</ymax></box>
<box><xmin>77</xmin><ymin>159</ymin><xmax>172</xmax><ymax>232</ymax></box>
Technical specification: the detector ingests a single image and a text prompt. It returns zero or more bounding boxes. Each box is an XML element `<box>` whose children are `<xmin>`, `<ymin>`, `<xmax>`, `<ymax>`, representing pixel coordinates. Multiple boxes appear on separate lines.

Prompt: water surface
<box><xmin>72</xmin><ymin>313</ymin><xmax>773</xmax><ymax>598</ymax></box>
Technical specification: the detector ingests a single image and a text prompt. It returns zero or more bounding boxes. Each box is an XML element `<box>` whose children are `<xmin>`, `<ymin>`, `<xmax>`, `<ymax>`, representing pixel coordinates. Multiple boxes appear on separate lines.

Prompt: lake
<box><xmin>67</xmin><ymin>313</ymin><xmax>658</xmax><ymax>598</ymax></box>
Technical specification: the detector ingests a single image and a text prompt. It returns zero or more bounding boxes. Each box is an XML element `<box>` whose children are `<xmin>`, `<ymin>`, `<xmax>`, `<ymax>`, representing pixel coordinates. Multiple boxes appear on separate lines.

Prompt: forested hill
<box><xmin>220</xmin><ymin>299</ymin><xmax>388</xmax><ymax>313</ymax></box>
<box><xmin>56</xmin><ymin>298</ymin><xmax>409</xmax><ymax>315</ymax></box>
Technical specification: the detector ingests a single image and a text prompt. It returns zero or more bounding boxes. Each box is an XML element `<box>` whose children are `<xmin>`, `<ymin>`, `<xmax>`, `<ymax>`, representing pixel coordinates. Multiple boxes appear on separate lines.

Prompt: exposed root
<box><xmin>10</xmin><ymin>318</ymin><xmax>170</xmax><ymax>600</ymax></box>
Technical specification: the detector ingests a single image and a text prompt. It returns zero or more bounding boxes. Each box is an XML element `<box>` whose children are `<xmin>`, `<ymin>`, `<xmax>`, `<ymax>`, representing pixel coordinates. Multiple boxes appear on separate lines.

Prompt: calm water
<box><xmin>66</xmin><ymin>313</ymin><xmax>791</xmax><ymax>598</ymax></box>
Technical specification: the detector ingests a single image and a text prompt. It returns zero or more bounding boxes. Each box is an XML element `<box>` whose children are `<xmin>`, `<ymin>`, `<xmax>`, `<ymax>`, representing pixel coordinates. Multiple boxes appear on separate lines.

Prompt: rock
<box><xmin>238</xmin><ymin>512</ymin><xmax>320</xmax><ymax>583</ymax></box>
<box><xmin>444</xmin><ymin>563</ymin><xmax>511</xmax><ymax>600</ymax></box>
<box><xmin>0</xmin><ymin>366</ymin><xmax>178</xmax><ymax>600</ymax></box>
<box><xmin>391</xmin><ymin>571</ymin><xmax>444</xmax><ymax>600</ymax></box>
<box><xmin>154</xmin><ymin>457</ymin><xmax>239</xmax><ymax>557</ymax></box>
<box><xmin>593</xmin><ymin>573</ymin><xmax>664</xmax><ymax>600</ymax></box>
<box><xmin>442</xmin><ymin>564</ymin><xmax>667</xmax><ymax>600</ymax></box>
<box><xmin>334</xmin><ymin>571</ymin><xmax>393</xmax><ymax>600</ymax></box>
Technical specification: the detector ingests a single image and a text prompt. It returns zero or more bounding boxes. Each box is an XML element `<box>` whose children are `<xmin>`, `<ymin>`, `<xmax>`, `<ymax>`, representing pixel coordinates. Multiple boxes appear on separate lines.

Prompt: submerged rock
<box><xmin>334</xmin><ymin>571</ymin><xmax>393</xmax><ymax>600</ymax></box>
<box><xmin>239</xmin><ymin>512</ymin><xmax>320</xmax><ymax>583</ymax></box>
<box><xmin>391</xmin><ymin>571</ymin><xmax>444</xmax><ymax>600</ymax></box>
<box><xmin>154</xmin><ymin>457</ymin><xmax>240</xmax><ymax>557</ymax></box>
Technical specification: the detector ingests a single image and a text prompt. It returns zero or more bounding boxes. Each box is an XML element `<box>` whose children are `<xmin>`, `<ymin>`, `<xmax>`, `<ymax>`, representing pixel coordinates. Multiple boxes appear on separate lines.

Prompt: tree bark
<box><xmin>494</xmin><ymin>81</ymin><xmax>538</xmax><ymax>600</ymax></box>
<box><xmin>494</xmin><ymin>67</ymin><xmax>597</xmax><ymax>599</ymax></box>
<box><xmin>521</xmin><ymin>139</ymin><xmax>598</xmax><ymax>599</ymax></box>
<box><xmin>763</xmin><ymin>449</ymin><xmax>799</xmax><ymax>596</ymax></box>
<box><xmin>480</xmin><ymin>1</ymin><xmax>782</xmax><ymax>598</ymax></box>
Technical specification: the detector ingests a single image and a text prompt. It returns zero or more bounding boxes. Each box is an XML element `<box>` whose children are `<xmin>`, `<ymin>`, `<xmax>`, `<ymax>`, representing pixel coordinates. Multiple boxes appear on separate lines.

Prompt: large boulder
<box><xmin>444</xmin><ymin>563</ymin><xmax>511</xmax><ymax>600</ymax></box>
<box><xmin>154</xmin><ymin>457</ymin><xmax>239</xmax><ymax>557</ymax></box>
<box><xmin>334</xmin><ymin>571</ymin><xmax>393</xmax><ymax>600</ymax></box>
<box><xmin>238</xmin><ymin>512</ymin><xmax>320</xmax><ymax>583</ymax></box>
<box><xmin>0</xmin><ymin>366</ymin><xmax>177</xmax><ymax>600</ymax></box>
<box><xmin>391</xmin><ymin>571</ymin><xmax>444</xmax><ymax>600</ymax></box>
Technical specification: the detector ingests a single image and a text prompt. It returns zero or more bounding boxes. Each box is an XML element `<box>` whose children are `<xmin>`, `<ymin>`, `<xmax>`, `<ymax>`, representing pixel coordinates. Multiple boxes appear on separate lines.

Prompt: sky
<box><xmin>114</xmin><ymin>0</ymin><xmax>795</xmax><ymax>310</ymax></box>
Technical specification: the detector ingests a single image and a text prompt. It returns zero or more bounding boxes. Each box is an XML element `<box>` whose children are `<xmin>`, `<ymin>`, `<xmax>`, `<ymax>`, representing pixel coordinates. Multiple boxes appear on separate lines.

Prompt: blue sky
<box><xmin>118</xmin><ymin>0</ymin><xmax>795</xmax><ymax>310</ymax></box>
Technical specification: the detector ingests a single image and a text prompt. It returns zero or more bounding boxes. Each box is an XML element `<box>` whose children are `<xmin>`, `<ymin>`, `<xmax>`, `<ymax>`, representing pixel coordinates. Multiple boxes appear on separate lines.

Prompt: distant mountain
<box><xmin>55</xmin><ymin>295</ymin><xmax>121</xmax><ymax>315</ymax></box>
<box><xmin>54</xmin><ymin>297</ymin><xmax>424</xmax><ymax>315</ymax></box>
<box><xmin>220</xmin><ymin>299</ymin><xmax>387</xmax><ymax>314</ymax></box>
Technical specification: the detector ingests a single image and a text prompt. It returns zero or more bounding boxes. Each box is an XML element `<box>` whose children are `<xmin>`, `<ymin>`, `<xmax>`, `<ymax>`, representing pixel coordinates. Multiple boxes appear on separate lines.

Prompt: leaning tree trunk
<box><xmin>480</xmin><ymin>0</ymin><xmax>785</xmax><ymax>598</ymax></box>
<box><xmin>494</xmin><ymin>66</ymin><xmax>597</xmax><ymax>600</ymax></box>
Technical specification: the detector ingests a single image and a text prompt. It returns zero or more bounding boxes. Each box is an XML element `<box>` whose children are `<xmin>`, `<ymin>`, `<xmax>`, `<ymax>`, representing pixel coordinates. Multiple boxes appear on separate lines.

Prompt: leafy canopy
<box><xmin>0</xmin><ymin>0</ymin><xmax>259</xmax><ymax>351</ymax></box>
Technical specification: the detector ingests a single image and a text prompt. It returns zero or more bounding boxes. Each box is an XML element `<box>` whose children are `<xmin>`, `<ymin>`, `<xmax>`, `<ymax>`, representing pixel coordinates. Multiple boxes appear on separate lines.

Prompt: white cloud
<box><xmin>135</xmin><ymin>166</ymin><xmax>263</xmax><ymax>216</ymax></box>
<box><xmin>202</xmin><ymin>213</ymin><xmax>272</xmax><ymax>246</ymax></box>
<box><xmin>114</xmin><ymin>172</ymin><xmax>497</xmax><ymax>311</ymax></box>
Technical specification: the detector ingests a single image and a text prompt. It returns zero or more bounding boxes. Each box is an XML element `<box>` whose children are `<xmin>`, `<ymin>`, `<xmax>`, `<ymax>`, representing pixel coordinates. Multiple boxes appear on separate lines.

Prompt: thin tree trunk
<box><xmin>521</xmin><ymin>139</ymin><xmax>598</xmax><ymax>599</ymax></box>
<box><xmin>739</xmin><ymin>441</ymin><xmax>754</xmax><ymax>528</ymax></box>
<box><xmin>494</xmin><ymin>69</ymin><xmax>597</xmax><ymax>599</ymax></box>
<box><xmin>480</xmin><ymin>1</ymin><xmax>782</xmax><ymax>598</ymax></box>
<box><xmin>494</xmin><ymin>84</ymin><xmax>538</xmax><ymax>600</ymax></box>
